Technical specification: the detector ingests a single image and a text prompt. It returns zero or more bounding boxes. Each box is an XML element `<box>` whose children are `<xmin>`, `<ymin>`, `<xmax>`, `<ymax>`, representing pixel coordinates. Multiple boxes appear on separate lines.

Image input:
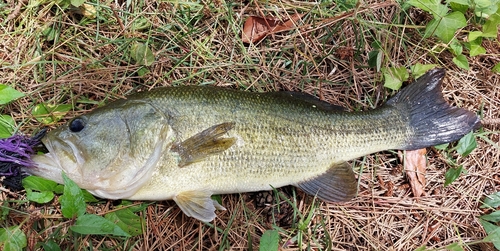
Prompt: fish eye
<box><xmin>69</xmin><ymin>118</ymin><xmax>85</xmax><ymax>132</ymax></box>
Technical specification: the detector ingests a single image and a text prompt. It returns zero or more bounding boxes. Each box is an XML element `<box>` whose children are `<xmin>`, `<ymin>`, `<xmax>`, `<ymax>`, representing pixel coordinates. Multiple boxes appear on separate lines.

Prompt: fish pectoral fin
<box><xmin>173</xmin><ymin>190</ymin><xmax>226</xmax><ymax>222</ymax></box>
<box><xmin>171</xmin><ymin>122</ymin><xmax>236</xmax><ymax>167</ymax></box>
<box><xmin>296</xmin><ymin>162</ymin><xmax>357</xmax><ymax>202</ymax></box>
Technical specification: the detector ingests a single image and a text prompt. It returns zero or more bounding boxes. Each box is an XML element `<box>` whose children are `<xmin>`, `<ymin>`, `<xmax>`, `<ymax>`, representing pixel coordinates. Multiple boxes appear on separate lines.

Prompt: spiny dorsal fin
<box><xmin>171</xmin><ymin>122</ymin><xmax>236</xmax><ymax>167</ymax></box>
<box><xmin>270</xmin><ymin>91</ymin><xmax>347</xmax><ymax>111</ymax></box>
<box><xmin>296</xmin><ymin>162</ymin><xmax>357</xmax><ymax>202</ymax></box>
<box><xmin>173</xmin><ymin>190</ymin><xmax>226</xmax><ymax>222</ymax></box>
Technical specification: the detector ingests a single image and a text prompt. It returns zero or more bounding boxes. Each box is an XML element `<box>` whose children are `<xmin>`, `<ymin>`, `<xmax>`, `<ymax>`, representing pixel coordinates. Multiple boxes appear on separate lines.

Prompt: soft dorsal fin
<box><xmin>173</xmin><ymin>190</ymin><xmax>226</xmax><ymax>222</ymax></box>
<box><xmin>273</xmin><ymin>91</ymin><xmax>347</xmax><ymax>111</ymax></box>
<box><xmin>296</xmin><ymin>162</ymin><xmax>357</xmax><ymax>202</ymax></box>
<box><xmin>171</xmin><ymin>122</ymin><xmax>236</xmax><ymax>167</ymax></box>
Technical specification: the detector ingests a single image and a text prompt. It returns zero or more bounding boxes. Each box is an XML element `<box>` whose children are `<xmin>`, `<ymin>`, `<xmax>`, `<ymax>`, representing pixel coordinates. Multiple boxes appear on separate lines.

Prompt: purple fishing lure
<box><xmin>0</xmin><ymin>129</ymin><xmax>46</xmax><ymax>190</ymax></box>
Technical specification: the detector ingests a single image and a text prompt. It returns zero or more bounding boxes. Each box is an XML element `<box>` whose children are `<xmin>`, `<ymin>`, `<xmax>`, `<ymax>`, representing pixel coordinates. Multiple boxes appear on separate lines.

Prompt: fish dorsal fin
<box><xmin>273</xmin><ymin>91</ymin><xmax>347</xmax><ymax>111</ymax></box>
<box><xmin>173</xmin><ymin>190</ymin><xmax>226</xmax><ymax>222</ymax></box>
<box><xmin>171</xmin><ymin>122</ymin><xmax>236</xmax><ymax>167</ymax></box>
<box><xmin>296</xmin><ymin>162</ymin><xmax>357</xmax><ymax>202</ymax></box>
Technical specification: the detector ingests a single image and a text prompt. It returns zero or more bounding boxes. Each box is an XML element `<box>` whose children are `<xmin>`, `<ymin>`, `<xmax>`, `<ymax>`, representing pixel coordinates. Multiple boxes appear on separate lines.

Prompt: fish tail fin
<box><xmin>386</xmin><ymin>68</ymin><xmax>481</xmax><ymax>150</ymax></box>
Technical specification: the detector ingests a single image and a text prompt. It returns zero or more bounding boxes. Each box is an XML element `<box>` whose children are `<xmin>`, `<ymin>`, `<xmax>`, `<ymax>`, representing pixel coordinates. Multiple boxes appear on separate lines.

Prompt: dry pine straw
<box><xmin>1</xmin><ymin>0</ymin><xmax>499</xmax><ymax>250</ymax></box>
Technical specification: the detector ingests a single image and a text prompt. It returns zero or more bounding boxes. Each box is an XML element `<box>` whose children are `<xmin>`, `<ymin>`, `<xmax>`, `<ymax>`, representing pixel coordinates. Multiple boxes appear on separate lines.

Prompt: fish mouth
<box><xmin>27</xmin><ymin>136</ymin><xmax>85</xmax><ymax>186</ymax></box>
<box><xmin>28</xmin><ymin>131</ymin><xmax>166</xmax><ymax>200</ymax></box>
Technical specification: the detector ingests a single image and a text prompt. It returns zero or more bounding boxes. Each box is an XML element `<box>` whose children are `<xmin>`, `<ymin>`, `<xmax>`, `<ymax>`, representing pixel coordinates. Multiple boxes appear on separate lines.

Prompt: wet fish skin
<box><xmin>27</xmin><ymin>69</ymin><xmax>480</xmax><ymax>222</ymax></box>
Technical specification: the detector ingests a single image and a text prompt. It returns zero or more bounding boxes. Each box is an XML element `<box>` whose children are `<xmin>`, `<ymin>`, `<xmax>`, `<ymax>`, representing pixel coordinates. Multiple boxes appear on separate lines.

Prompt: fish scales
<box><xmin>127</xmin><ymin>87</ymin><xmax>408</xmax><ymax>196</ymax></box>
<box><xmin>27</xmin><ymin>69</ymin><xmax>481</xmax><ymax>221</ymax></box>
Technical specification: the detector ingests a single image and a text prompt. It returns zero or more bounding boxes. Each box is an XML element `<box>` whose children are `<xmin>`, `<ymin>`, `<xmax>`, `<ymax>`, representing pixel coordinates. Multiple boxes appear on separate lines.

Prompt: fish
<box><xmin>26</xmin><ymin>69</ymin><xmax>481</xmax><ymax>222</ymax></box>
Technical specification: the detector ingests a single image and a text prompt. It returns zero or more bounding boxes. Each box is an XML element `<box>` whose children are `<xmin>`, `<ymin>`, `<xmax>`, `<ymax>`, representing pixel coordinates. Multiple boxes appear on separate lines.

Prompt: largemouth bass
<box><xmin>27</xmin><ymin>69</ymin><xmax>480</xmax><ymax>222</ymax></box>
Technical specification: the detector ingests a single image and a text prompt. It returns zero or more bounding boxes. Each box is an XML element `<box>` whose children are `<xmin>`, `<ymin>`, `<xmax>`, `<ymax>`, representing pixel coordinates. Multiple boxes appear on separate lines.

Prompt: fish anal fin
<box><xmin>173</xmin><ymin>190</ymin><xmax>226</xmax><ymax>222</ymax></box>
<box><xmin>296</xmin><ymin>162</ymin><xmax>357</xmax><ymax>202</ymax></box>
<box><xmin>171</xmin><ymin>122</ymin><xmax>236</xmax><ymax>167</ymax></box>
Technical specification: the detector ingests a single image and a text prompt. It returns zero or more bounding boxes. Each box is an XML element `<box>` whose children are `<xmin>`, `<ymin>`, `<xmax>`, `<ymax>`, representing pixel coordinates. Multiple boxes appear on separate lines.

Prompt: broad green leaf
<box><xmin>0</xmin><ymin>226</ymin><xmax>27</xmax><ymax>251</ymax></box>
<box><xmin>118</xmin><ymin>200</ymin><xmax>150</xmax><ymax>213</ymax></box>
<box><xmin>105</xmin><ymin>208</ymin><xmax>144</xmax><ymax>236</ymax></box>
<box><xmin>408</xmin><ymin>0</ymin><xmax>448</xmax><ymax>18</ymax></box>
<box><xmin>60</xmin><ymin>173</ymin><xmax>86</xmax><ymax>218</ymax></box>
<box><xmin>426</xmin><ymin>12</ymin><xmax>467</xmax><ymax>43</ymax></box>
<box><xmin>71</xmin><ymin>214</ymin><xmax>131</xmax><ymax>237</ymax></box>
<box><xmin>132</xmin><ymin>17</ymin><xmax>150</xmax><ymax>31</ymax></box>
<box><xmin>0</xmin><ymin>115</ymin><xmax>15</xmax><ymax>139</ymax></box>
<box><xmin>448</xmin><ymin>0</ymin><xmax>469</xmax><ymax>6</ymax></box>
<box><xmin>22</xmin><ymin>176</ymin><xmax>59</xmax><ymax>192</ymax></box>
<box><xmin>481</xmin><ymin>192</ymin><xmax>500</xmax><ymax>208</ymax></box>
<box><xmin>445</xmin><ymin>242</ymin><xmax>464</xmax><ymax>251</ymax></box>
<box><xmin>70</xmin><ymin>0</ymin><xmax>84</xmax><ymax>7</ymax></box>
<box><xmin>493</xmin><ymin>62</ymin><xmax>500</xmax><ymax>73</ymax></box>
<box><xmin>371</xmin><ymin>40</ymin><xmax>382</xmax><ymax>49</ymax></box>
<box><xmin>424</xmin><ymin>18</ymin><xmax>440</xmax><ymax>39</ymax></box>
<box><xmin>410</xmin><ymin>63</ymin><xmax>438</xmax><ymax>78</ymax></box>
<box><xmin>82</xmin><ymin>190</ymin><xmax>99</xmax><ymax>202</ymax></box>
<box><xmin>39</xmin><ymin>240</ymin><xmax>62</xmax><ymax>251</ymax></box>
<box><xmin>469</xmin><ymin>43</ymin><xmax>486</xmax><ymax>56</ymax></box>
<box><xmin>54</xmin><ymin>184</ymin><xmax>64</xmax><ymax>194</ymax></box>
<box><xmin>481</xmin><ymin>218</ymin><xmax>499</xmax><ymax>233</ymax></box>
<box><xmin>456</xmin><ymin>131</ymin><xmax>477</xmax><ymax>156</ymax></box>
<box><xmin>487</xmin><ymin>3</ymin><xmax>500</xmax><ymax>23</ymax></box>
<box><xmin>130</xmin><ymin>42</ymin><xmax>155</xmax><ymax>66</ymax></box>
<box><xmin>55</xmin><ymin>0</ymin><xmax>71</xmax><ymax>8</ymax></box>
<box><xmin>480</xmin><ymin>220</ymin><xmax>500</xmax><ymax>250</ymax></box>
<box><xmin>439</xmin><ymin>12</ymin><xmax>467</xmax><ymax>42</ymax></box>
<box><xmin>452</xmin><ymin>54</ymin><xmax>469</xmax><ymax>70</ymax></box>
<box><xmin>480</xmin><ymin>211</ymin><xmax>500</xmax><ymax>222</ymax></box>
<box><xmin>474</xmin><ymin>0</ymin><xmax>499</xmax><ymax>17</ymax></box>
<box><xmin>474</xmin><ymin>0</ymin><xmax>499</xmax><ymax>10</ymax></box>
<box><xmin>26</xmin><ymin>188</ymin><xmax>54</xmax><ymax>204</ymax></box>
<box><xmin>482</xmin><ymin>18</ymin><xmax>499</xmax><ymax>38</ymax></box>
<box><xmin>259</xmin><ymin>230</ymin><xmax>279</xmax><ymax>251</ymax></box>
<box><xmin>32</xmin><ymin>103</ymin><xmax>72</xmax><ymax>124</ymax></box>
<box><xmin>382</xmin><ymin>67</ymin><xmax>409</xmax><ymax>90</ymax></box>
<box><xmin>368</xmin><ymin>50</ymin><xmax>382</xmax><ymax>72</ymax></box>
<box><xmin>469</xmin><ymin>31</ymin><xmax>485</xmax><ymax>41</ymax></box>
<box><xmin>0</xmin><ymin>84</ymin><xmax>24</xmax><ymax>105</ymax></box>
<box><xmin>212</xmin><ymin>194</ymin><xmax>223</xmax><ymax>206</ymax></box>
<box><xmin>444</xmin><ymin>165</ymin><xmax>466</xmax><ymax>187</ymax></box>
<box><xmin>449</xmin><ymin>1</ymin><xmax>469</xmax><ymax>13</ymax></box>
<box><xmin>414</xmin><ymin>246</ymin><xmax>428</xmax><ymax>251</ymax></box>
<box><xmin>449</xmin><ymin>40</ymin><xmax>463</xmax><ymax>55</ymax></box>
<box><xmin>137</xmin><ymin>66</ymin><xmax>150</xmax><ymax>76</ymax></box>
<box><xmin>42</xmin><ymin>26</ymin><xmax>58</xmax><ymax>41</ymax></box>
<box><xmin>1</xmin><ymin>201</ymin><xmax>10</xmax><ymax>221</ymax></box>
<box><xmin>434</xmin><ymin>143</ymin><xmax>449</xmax><ymax>150</ymax></box>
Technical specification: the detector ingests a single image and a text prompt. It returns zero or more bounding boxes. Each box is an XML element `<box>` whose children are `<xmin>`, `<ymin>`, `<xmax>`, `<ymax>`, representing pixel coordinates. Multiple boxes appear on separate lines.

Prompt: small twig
<box><xmin>0</xmin><ymin>185</ymin><xmax>19</xmax><ymax>198</ymax></box>
<box><xmin>5</xmin><ymin>0</ymin><xmax>28</xmax><ymax>23</ymax></box>
<box><xmin>110</xmin><ymin>4</ymin><xmax>125</xmax><ymax>32</ymax></box>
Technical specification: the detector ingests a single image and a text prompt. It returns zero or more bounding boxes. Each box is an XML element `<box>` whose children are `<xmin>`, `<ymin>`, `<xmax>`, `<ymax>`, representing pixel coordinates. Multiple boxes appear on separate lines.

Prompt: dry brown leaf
<box><xmin>241</xmin><ymin>14</ymin><xmax>303</xmax><ymax>43</ymax></box>
<box><xmin>403</xmin><ymin>149</ymin><xmax>427</xmax><ymax>198</ymax></box>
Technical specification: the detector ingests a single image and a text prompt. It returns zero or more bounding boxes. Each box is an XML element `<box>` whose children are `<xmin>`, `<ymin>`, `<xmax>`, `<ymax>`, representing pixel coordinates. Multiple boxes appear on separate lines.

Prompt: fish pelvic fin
<box><xmin>173</xmin><ymin>190</ymin><xmax>226</xmax><ymax>222</ymax></box>
<box><xmin>171</xmin><ymin>122</ymin><xmax>236</xmax><ymax>167</ymax></box>
<box><xmin>296</xmin><ymin>162</ymin><xmax>357</xmax><ymax>202</ymax></box>
<box><xmin>386</xmin><ymin>68</ymin><xmax>481</xmax><ymax>150</ymax></box>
